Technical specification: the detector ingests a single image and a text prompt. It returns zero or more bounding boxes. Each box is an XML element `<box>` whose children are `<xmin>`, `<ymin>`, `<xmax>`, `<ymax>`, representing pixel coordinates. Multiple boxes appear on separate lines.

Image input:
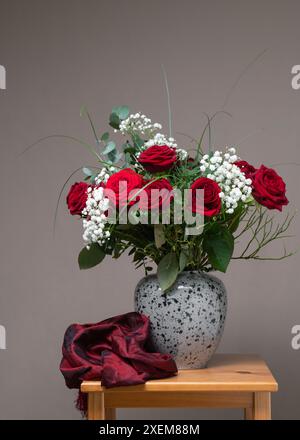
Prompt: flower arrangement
<box><xmin>66</xmin><ymin>106</ymin><xmax>294</xmax><ymax>291</ymax></box>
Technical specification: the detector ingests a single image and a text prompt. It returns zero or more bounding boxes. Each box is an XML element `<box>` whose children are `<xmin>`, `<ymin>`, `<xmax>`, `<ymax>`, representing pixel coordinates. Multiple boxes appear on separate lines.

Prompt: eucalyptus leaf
<box><xmin>115</xmin><ymin>152</ymin><xmax>123</xmax><ymax>162</ymax></box>
<box><xmin>203</xmin><ymin>225</ymin><xmax>234</xmax><ymax>272</ymax></box>
<box><xmin>154</xmin><ymin>224</ymin><xmax>166</xmax><ymax>249</ymax></box>
<box><xmin>112</xmin><ymin>105</ymin><xmax>129</xmax><ymax>120</ymax></box>
<box><xmin>102</xmin><ymin>141</ymin><xmax>116</xmax><ymax>155</ymax></box>
<box><xmin>109</xmin><ymin>112</ymin><xmax>120</xmax><ymax>129</ymax></box>
<box><xmin>101</xmin><ymin>132</ymin><xmax>109</xmax><ymax>142</ymax></box>
<box><xmin>125</xmin><ymin>152</ymin><xmax>132</xmax><ymax>165</ymax></box>
<box><xmin>82</xmin><ymin>167</ymin><xmax>93</xmax><ymax>177</ymax></box>
<box><xmin>157</xmin><ymin>252</ymin><xmax>179</xmax><ymax>292</ymax></box>
<box><xmin>108</xmin><ymin>150</ymin><xmax>122</xmax><ymax>164</ymax></box>
<box><xmin>78</xmin><ymin>243</ymin><xmax>105</xmax><ymax>270</ymax></box>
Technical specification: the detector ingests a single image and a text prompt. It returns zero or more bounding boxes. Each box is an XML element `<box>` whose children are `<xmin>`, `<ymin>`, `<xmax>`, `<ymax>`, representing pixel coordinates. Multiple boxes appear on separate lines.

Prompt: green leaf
<box><xmin>123</xmin><ymin>146</ymin><xmax>136</xmax><ymax>155</ymax></box>
<box><xmin>107</xmin><ymin>150</ymin><xmax>122</xmax><ymax>164</ymax></box>
<box><xmin>82</xmin><ymin>167</ymin><xmax>93</xmax><ymax>177</ymax></box>
<box><xmin>132</xmin><ymin>133</ymin><xmax>144</xmax><ymax>149</ymax></box>
<box><xmin>101</xmin><ymin>132</ymin><xmax>109</xmax><ymax>142</ymax></box>
<box><xmin>102</xmin><ymin>141</ymin><xmax>116</xmax><ymax>155</ymax></box>
<box><xmin>203</xmin><ymin>225</ymin><xmax>234</xmax><ymax>272</ymax></box>
<box><xmin>157</xmin><ymin>252</ymin><xmax>179</xmax><ymax>292</ymax></box>
<box><xmin>119</xmin><ymin>106</ymin><xmax>129</xmax><ymax>119</ymax></box>
<box><xmin>227</xmin><ymin>205</ymin><xmax>244</xmax><ymax>233</ymax></box>
<box><xmin>112</xmin><ymin>105</ymin><xmax>129</xmax><ymax>120</ymax></box>
<box><xmin>113</xmin><ymin>242</ymin><xmax>124</xmax><ymax>259</ymax></box>
<box><xmin>124</xmin><ymin>152</ymin><xmax>132</xmax><ymax>165</ymax></box>
<box><xmin>114</xmin><ymin>227</ymin><xmax>148</xmax><ymax>248</ymax></box>
<box><xmin>133</xmin><ymin>249</ymin><xmax>144</xmax><ymax>263</ymax></box>
<box><xmin>154</xmin><ymin>224</ymin><xmax>166</xmax><ymax>249</ymax></box>
<box><xmin>78</xmin><ymin>243</ymin><xmax>105</xmax><ymax>270</ymax></box>
<box><xmin>179</xmin><ymin>250</ymin><xmax>188</xmax><ymax>272</ymax></box>
<box><xmin>107</xmin><ymin>149</ymin><xmax>117</xmax><ymax>163</ymax></box>
<box><xmin>109</xmin><ymin>112</ymin><xmax>120</xmax><ymax>129</ymax></box>
<box><xmin>128</xmin><ymin>247</ymin><xmax>136</xmax><ymax>256</ymax></box>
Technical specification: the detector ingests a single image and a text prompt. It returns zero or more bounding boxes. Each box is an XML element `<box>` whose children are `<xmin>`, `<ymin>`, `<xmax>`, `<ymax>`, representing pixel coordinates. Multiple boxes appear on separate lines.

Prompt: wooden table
<box><xmin>81</xmin><ymin>354</ymin><xmax>278</xmax><ymax>420</ymax></box>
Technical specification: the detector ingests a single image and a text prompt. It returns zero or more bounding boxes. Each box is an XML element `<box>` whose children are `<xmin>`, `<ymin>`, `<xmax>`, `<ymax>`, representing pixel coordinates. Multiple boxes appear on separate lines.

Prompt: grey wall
<box><xmin>0</xmin><ymin>0</ymin><xmax>300</xmax><ymax>420</ymax></box>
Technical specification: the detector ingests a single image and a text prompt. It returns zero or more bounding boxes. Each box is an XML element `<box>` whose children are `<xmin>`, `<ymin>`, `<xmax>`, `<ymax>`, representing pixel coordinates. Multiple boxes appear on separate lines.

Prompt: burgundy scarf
<box><xmin>60</xmin><ymin>312</ymin><xmax>177</xmax><ymax>412</ymax></box>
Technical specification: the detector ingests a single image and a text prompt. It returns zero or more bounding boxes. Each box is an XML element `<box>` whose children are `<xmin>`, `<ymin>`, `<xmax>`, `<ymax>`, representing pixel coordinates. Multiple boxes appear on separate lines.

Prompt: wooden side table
<box><xmin>81</xmin><ymin>354</ymin><xmax>278</xmax><ymax>420</ymax></box>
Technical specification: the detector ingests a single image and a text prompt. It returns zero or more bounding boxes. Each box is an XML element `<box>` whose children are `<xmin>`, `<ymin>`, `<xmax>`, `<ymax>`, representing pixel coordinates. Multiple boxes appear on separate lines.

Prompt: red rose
<box><xmin>235</xmin><ymin>160</ymin><xmax>257</xmax><ymax>179</ymax></box>
<box><xmin>138</xmin><ymin>145</ymin><xmax>177</xmax><ymax>173</ymax></box>
<box><xmin>66</xmin><ymin>182</ymin><xmax>89</xmax><ymax>216</ymax></box>
<box><xmin>105</xmin><ymin>168</ymin><xmax>144</xmax><ymax>208</ymax></box>
<box><xmin>252</xmin><ymin>165</ymin><xmax>289</xmax><ymax>211</ymax></box>
<box><xmin>139</xmin><ymin>178</ymin><xmax>173</xmax><ymax>210</ymax></box>
<box><xmin>190</xmin><ymin>177</ymin><xmax>221</xmax><ymax>217</ymax></box>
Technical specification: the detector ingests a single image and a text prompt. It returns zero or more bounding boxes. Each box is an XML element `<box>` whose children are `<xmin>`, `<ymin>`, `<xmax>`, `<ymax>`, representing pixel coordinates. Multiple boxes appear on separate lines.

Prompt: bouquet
<box><xmin>66</xmin><ymin>106</ymin><xmax>294</xmax><ymax>291</ymax></box>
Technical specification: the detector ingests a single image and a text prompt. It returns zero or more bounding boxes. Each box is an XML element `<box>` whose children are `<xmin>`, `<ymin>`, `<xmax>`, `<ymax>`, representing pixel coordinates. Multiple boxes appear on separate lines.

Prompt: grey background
<box><xmin>0</xmin><ymin>0</ymin><xmax>299</xmax><ymax>419</ymax></box>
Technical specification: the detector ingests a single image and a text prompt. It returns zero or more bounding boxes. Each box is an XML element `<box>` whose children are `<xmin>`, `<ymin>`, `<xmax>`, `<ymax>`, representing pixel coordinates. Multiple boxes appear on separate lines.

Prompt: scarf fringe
<box><xmin>75</xmin><ymin>391</ymin><xmax>88</xmax><ymax>417</ymax></box>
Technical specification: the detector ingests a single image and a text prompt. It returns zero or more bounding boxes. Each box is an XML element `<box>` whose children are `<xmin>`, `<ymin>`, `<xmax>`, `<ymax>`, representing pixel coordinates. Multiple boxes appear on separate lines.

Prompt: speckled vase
<box><xmin>134</xmin><ymin>271</ymin><xmax>227</xmax><ymax>369</ymax></box>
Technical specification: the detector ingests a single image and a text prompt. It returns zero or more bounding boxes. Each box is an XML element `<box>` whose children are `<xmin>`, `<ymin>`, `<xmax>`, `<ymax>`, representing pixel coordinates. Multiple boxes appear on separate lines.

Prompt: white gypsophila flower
<box><xmin>176</xmin><ymin>148</ymin><xmax>188</xmax><ymax>161</ymax></box>
<box><xmin>119</xmin><ymin>112</ymin><xmax>162</xmax><ymax>137</ymax></box>
<box><xmin>139</xmin><ymin>133</ymin><xmax>187</xmax><ymax>161</ymax></box>
<box><xmin>94</xmin><ymin>167</ymin><xmax>116</xmax><ymax>185</ymax></box>
<box><xmin>199</xmin><ymin>147</ymin><xmax>252</xmax><ymax>214</ymax></box>
<box><xmin>82</xmin><ymin>186</ymin><xmax>110</xmax><ymax>247</ymax></box>
<box><xmin>144</xmin><ymin>133</ymin><xmax>177</xmax><ymax>149</ymax></box>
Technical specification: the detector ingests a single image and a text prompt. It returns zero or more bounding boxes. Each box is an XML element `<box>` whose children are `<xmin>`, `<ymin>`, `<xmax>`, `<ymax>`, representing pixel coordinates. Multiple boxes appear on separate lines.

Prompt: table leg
<box><xmin>244</xmin><ymin>407</ymin><xmax>254</xmax><ymax>420</ymax></box>
<box><xmin>105</xmin><ymin>408</ymin><xmax>116</xmax><ymax>420</ymax></box>
<box><xmin>87</xmin><ymin>392</ymin><xmax>105</xmax><ymax>420</ymax></box>
<box><xmin>244</xmin><ymin>392</ymin><xmax>271</xmax><ymax>420</ymax></box>
<box><xmin>252</xmin><ymin>392</ymin><xmax>271</xmax><ymax>420</ymax></box>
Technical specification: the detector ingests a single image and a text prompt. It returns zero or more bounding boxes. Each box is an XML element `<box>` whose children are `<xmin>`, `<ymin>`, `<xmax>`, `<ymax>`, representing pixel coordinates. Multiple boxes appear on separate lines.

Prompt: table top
<box><xmin>81</xmin><ymin>354</ymin><xmax>278</xmax><ymax>393</ymax></box>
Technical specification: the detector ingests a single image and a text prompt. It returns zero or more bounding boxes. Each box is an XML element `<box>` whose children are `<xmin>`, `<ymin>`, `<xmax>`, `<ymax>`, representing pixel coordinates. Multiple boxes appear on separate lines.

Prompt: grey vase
<box><xmin>134</xmin><ymin>271</ymin><xmax>227</xmax><ymax>369</ymax></box>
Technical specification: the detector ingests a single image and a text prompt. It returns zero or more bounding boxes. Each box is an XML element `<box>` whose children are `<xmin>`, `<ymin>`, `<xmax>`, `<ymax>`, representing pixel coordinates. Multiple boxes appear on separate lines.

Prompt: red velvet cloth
<box><xmin>60</xmin><ymin>312</ymin><xmax>177</xmax><ymax>394</ymax></box>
